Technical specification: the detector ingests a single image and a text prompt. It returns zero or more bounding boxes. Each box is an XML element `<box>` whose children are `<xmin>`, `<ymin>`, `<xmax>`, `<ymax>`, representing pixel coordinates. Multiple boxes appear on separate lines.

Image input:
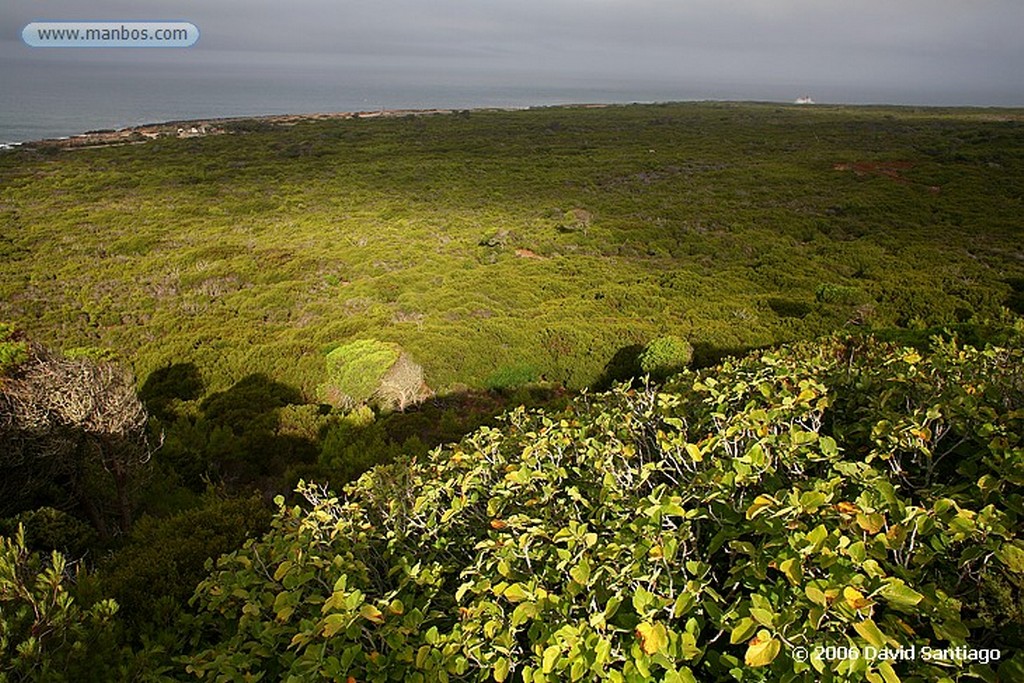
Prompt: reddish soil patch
<box><xmin>515</xmin><ymin>248</ymin><xmax>546</xmax><ymax>260</ymax></box>
<box><xmin>833</xmin><ymin>161</ymin><xmax>940</xmax><ymax>194</ymax></box>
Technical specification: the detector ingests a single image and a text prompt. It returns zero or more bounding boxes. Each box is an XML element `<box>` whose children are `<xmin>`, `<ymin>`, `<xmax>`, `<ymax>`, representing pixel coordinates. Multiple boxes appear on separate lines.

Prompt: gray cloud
<box><xmin>2</xmin><ymin>0</ymin><xmax>1022</xmax><ymax>103</ymax></box>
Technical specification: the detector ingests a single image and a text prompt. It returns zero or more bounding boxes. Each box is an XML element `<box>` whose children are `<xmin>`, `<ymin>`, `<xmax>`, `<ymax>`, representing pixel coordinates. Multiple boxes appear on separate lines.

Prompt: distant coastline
<box><xmin>3</xmin><ymin>108</ymin><xmax>467</xmax><ymax>151</ymax></box>
<box><xmin>5</xmin><ymin>100</ymin><xmax>1023</xmax><ymax>152</ymax></box>
<box><xmin>3</xmin><ymin>104</ymin><xmax>595</xmax><ymax>151</ymax></box>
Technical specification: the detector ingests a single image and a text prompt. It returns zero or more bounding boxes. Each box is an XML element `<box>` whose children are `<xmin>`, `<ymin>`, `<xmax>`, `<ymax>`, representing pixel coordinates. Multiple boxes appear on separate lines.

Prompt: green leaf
<box><xmin>273</xmin><ymin>560</ymin><xmax>292</xmax><ymax>581</ymax></box>
<box><xmin>322</xmin><ymin>614</ymin><xmax>347</xmax><ymax>638</ymax></box>
<box><xmin>672</xmin><ymin>590</ymin><xmax>695</xmax><ymax>617</ymax></box>
<box><xmin>511</xmin><ymin>602</ymin><xmax>537</xmax><ymax>627</ymax></box>
<box><xmin>569</xmin><ymin>559</ymin><xmax>591</xmax><ymax>585</ymax></box>
<box><xmin>750</xmin><ymin>608</ymin><xmax>775</xmax><ymax>628</ymax></box>
<box><xmin>996</xmin><ymin>542</ymin><xmax>1024</xmax><ymax>573</ymax></box>
<box><xmin>844</xmin><ymin>586</ymin><xmax>873</xmax><ymax>611</ymax></box>
<box><xmin>636</xmin><ymin>621</ymin><xmax>669</xmax><ymax>655</ymax></box>
<box><xmin>680</xmin><ymin>631</ymin><xmax>700</xmax><ymax>660</ymax></box>
<box><xmin>806</xmin><ymin>525</ymin><xmax>828</xmax><ymax>549</ymax></box>
<box><xmin>359</xmin><ymin>604</ymin><xmax>385</xmax><ymax>624</ymax></box>
<box><xmin>746</xmin><ymin>494</ymin><xmax>776</xmax><ymax>520</ymax></box>
<box><xmin>664</xmin><ymin>668</ymin><xmax>697</xmax><ymax>683</ymax></box>
<box><xmin>877</xmin><ymin>661</ymin><xmax>901</xmax><ymax>683</ymax></box>
<box><xmin>779</xmin><ymin>558</ymin><xmax>802</xmax><ymax>585</ymax></box>
<box><xmin>503</xmin><ymin>583</ymin><xmax>530</xmax><ymax>603</ymax></box>
<box><xmin>744</xmin><ymin>633</ymin><xmax>781</xmax><ymax>668</ymax></box>
<box><xmin>542</xmin><ymin>645</ymin><xmax>561</xmax><ymax>674</ymax></box>
<box><xmin>632</xmin><ymin>587</ymin><xmax>654</xmax><ymax>613</ymax></box>
<box><xmin>878</xmin><ymin>579</ymin><xmax>924</xmax><ymax>607</ymax></box>
<box><xmin>853</xmin><ymin>619</ymin><xmax>888</xmax><ymax>648</ymax></box>
<box><xmin>493</xmin><ymin>657</ymin><xmax>510</xmax><ymax>682</ymax></box>
<box><xmin>799</xmin><ymin>491</ymin><xmax>827</xmax><ymax>512</ymax></box>
<box><xmin>792</xmin><ymin>429</ymin><xmax>818</xmax><ymax>445</ymax></box>
<box><xmin>857</xmin><ymin>513</ymin><xmax>885</xmax><ymax>535</ymax></box>
<box><xmin>805</xmin><ymin>584</ymin><xmax>827</xmax><ymax>606</ymax></box>
<box><xmin>730</xmin><ymin>618</ymin><xmax>758</xmax><ymax>645</ymax></box>
<box><xmin>998</xmin><ymin>653</ymin><xmax>1024</xmax><ymax>683</ymax></box>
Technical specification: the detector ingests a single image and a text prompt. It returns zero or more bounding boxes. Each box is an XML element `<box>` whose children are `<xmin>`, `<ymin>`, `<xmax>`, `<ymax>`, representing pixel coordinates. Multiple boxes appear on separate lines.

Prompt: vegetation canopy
<box><xmin>185</xmin><ymin>330</ymin><xmax>1024</xmax><ymax>682</ymax></box>
<box><xmin>0</xmin><ymin>102</ymin><xmax>1022</xmax><ymax>680</ymax></box>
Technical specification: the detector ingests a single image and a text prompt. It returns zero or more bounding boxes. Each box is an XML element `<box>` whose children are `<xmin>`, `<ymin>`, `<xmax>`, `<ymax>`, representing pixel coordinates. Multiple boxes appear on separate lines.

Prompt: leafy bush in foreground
<box><xmin>1</xmin><ymin>526</ymin><xmax>121</xmax><ymax>682</ymax></box>
<box><xmin>185</xmin><ymin>330</ymin><xmax>1024</xmax><ymax>681</ymax></box>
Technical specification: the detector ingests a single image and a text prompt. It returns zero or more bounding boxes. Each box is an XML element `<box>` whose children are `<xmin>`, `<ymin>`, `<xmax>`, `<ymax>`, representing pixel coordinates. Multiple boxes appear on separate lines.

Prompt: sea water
<box><xmin>2</xmin><ymin>54</ymin><xmax>1018</xmax><ymax>147</ymax></box>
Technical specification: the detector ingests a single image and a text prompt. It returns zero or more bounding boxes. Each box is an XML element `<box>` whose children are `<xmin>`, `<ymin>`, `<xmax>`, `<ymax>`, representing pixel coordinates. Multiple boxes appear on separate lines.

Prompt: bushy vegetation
<box><xmin>0</xmin><ymin>323</ymin><xmax>28</xmax><ymax>374</ymax></box>
<box><xmin>318</xmin><ymin>340</ymin><xmax>402</xmax><ymax>408</ymax></box>
<box><xmin>1</xmin><ymin>102</ymin><xmax>1023</xmax><ymax>680</ymax></box>
<box><xmin>1</xmin><ymin>526</ymin><xmax>122</xmax><ymax>682</ymax></box>
<box><xmin>0</xmin><ymin>345</ymin><xmax>154</xmax><ymax>539</ymax></box>
<box><xmin>2</xmin><ymin>103</ymin><xmax>1022</xmax><ymax>399</ymax></box>
<box><xmin>182</xmin><ymin>330</ymin><xmax>1024</xmax><ymax>681</ymax></box>
<box><xmin>638</xmin><ymin>335</ymin><xmax>694</xmax><ymax>381</ymax></box>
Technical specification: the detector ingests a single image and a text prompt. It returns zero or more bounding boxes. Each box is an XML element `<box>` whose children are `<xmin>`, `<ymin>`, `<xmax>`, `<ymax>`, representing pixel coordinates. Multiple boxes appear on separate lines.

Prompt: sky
<box><xmin>2</xmin><ymin>0</ymin><xmax>1023</xmax><ymax>129</ymax></box>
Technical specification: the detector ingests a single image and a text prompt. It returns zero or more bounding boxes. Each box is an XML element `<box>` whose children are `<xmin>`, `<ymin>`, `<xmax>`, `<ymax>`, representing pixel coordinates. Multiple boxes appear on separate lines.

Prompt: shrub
<box><xmin>374</xmin><ymin>353</ymin><xmax>432</xmax><ymax>411</ymax></box>
<box><xmin>186</xmin><ymin>330</ymin><xmax>1024</xmax><ymax>681</ymax></box>
<box><xmin>0</xmin><ymin>322</ymin><xmax>28</xmax><ymax>375</ymax></box>
<box><xmin>318</xmin><ymin>406</ymin><xmax>403</xmax><ymax>484</ymax></box>
<box><xmin>97</xmin><ymin>493</ymin><xmax>271</xmax><ymax>628</ymax></box>
<box><xmin>317</xmin><ymin>339</ymin><xmax>401</xmax><ymax>409</ymax></box>
<box><xmin>318</xmin><ymin>340</ymin><xmax>430</xmax><ymax>411</ymax></box>
<box><xmin>485</xmin><ymin>364</ymin><xmax>540</xmax><ymax>391</ymax></box>
<box><xmin>1</xmin><ymin>526</ymin><xmax>122</xmax><ymax>681</ymax></box>
<box><xmin>0</xmin><ymin>507</ymin><xmax>97</xmax><ymax>558</ymax></box>
<box><xmin>814</xmin><ymin>283</ymin><xmax>864</xmax><ymax>305</ymax></box>
<box><xmin>638</xmin><ymin>335</ymin><xmax>694</xmax><ymax>380</ymax></box>
<box><xmin>0</xmin><ymin>348</ymin><xmax>153</xmax><ymax>538</ymax></box>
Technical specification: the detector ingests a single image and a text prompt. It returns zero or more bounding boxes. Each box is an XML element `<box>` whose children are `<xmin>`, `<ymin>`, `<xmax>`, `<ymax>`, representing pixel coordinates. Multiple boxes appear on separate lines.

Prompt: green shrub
<box><xmin>186</xmin><ymin>330</ymin><xmax>1024</xmax><ymax>681</ymax></box>
<box><xmin>317</xmin><ymin>340</ymin><xmax>431</xmax><ymax>411</ymax></box>
<box><xmin>639</xmin><ymin>335</ymin><xmax>694</xmax><ymax>380</ymax></box>
<box><xmin>0</xmin><ymin>507</ymin><xmax>97</xmax><ymax>558</ymax></box>
<box><xmin>0</xmin><ymin>322</ymin><xmax>28</xmax><ymax>375</ymax></box>
<box><xmin>1</xmin><ymin>526</ymin><xmax>122</xmax><ymax>682</ymax></box>
<box><xmin>317</xmin><ymin>339</ymin><xmax>401</xmax><ymax>409</ymax></box>
<box><xmin>485</xmin><ymin>364</ymin><xmax>540</xmax><ymax>391</ymax></box>
<box><xmin>97</xmin><ymin>493</ymin><xmax>271</xmax><ymax>628</ymax></box>
<box><xmin>814</xmin><ymin>283</ymin><xmax>864</xmax><ymax>305</ymax></box>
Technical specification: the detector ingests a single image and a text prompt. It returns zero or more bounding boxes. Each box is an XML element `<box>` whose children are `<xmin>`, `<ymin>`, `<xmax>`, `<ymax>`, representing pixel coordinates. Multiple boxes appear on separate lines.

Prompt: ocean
<box><xmin>2</xmin><ymin>57</ymin><xmax>1020</xmax><ymax>147</ymax></box>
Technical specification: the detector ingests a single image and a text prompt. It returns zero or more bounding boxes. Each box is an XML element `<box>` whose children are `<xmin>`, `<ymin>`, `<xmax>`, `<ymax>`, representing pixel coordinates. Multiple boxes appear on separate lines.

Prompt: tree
<box><xmin>318</xmin><ymin>339</ymin><xmax>431</xmax><ymax>411</ymax></box>
<box><xmin>317</xmin><ymin>339</ymin><xmax>401</xmax><ymax>409</ymax></box>
<box><xmin>374</xmin><ymin>353</ymin><xmax>432</xmax><ymax>411</ymax></box>
<box><xmin>0</xmin><ymin>348</ymin><xmax>154</xmax><ymax>538</ymax></box>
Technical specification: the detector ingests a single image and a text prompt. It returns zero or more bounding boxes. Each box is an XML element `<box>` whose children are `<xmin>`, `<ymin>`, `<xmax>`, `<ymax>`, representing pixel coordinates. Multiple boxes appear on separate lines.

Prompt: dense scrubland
<box><xmin>2</xmin><ymin>102</ymin><xmax>1024</xmax><ymax>680</ymax></box>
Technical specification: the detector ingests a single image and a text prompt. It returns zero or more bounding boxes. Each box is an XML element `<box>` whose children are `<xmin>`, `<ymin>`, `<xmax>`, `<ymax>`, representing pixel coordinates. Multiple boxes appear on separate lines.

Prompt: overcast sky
<box><xmin>3</xmin><ymin>0</ymin><xmax>1023</xmax><ymax>107</ymax></box>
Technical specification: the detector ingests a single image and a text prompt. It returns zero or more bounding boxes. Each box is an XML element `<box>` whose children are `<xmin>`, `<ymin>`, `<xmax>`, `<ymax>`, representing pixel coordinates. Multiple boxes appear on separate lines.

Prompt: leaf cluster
<box><xmin>184</xmin><ymin>329</ymin><xmax>1024</xmax><ymax>681</ymax></box>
